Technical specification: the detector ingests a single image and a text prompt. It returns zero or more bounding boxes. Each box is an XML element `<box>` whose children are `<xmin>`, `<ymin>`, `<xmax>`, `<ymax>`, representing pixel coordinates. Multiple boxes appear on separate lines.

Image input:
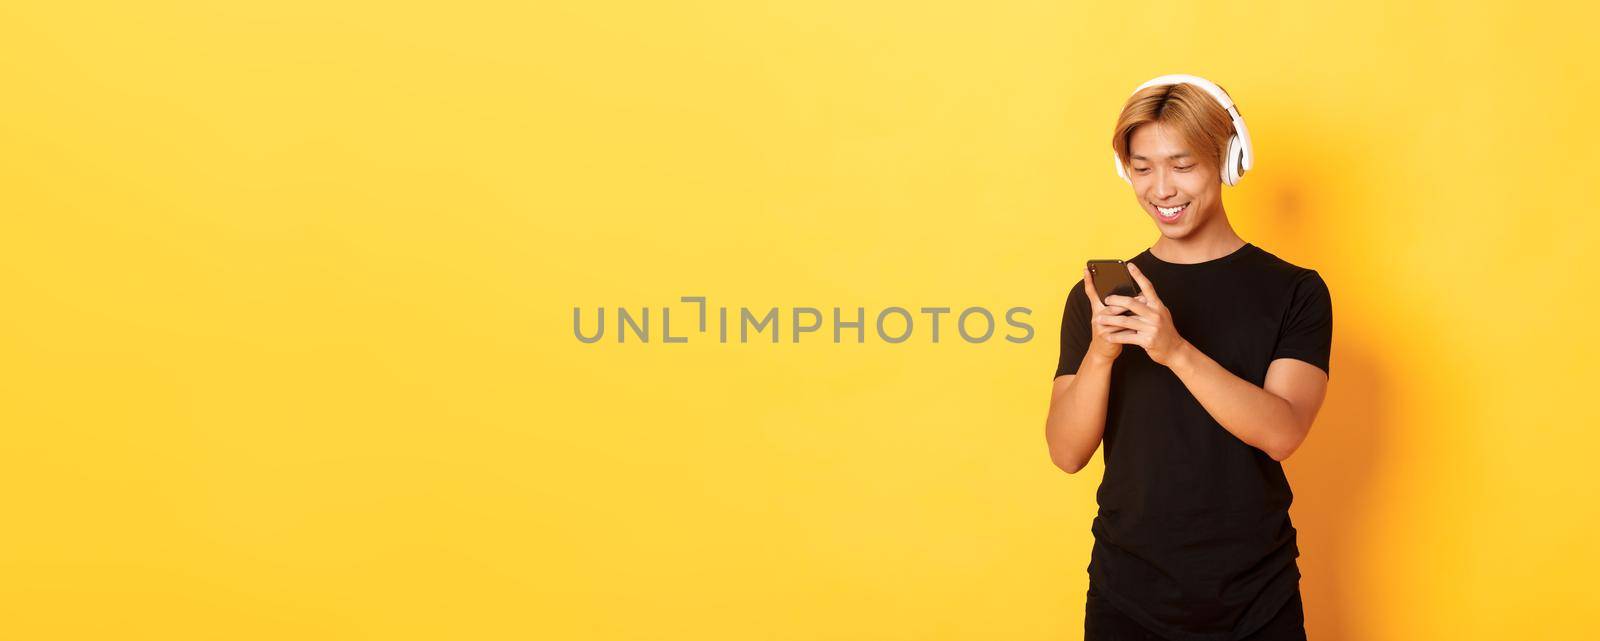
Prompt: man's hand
<box><xmin>1097</xmin><ymin>262</ymin><xmax>1191</xmax><ymax>367</ymax></box>
<box><xmin>1082</xmin><ymin>267</ymin><xmax>1132</xmax><ymax>362</ymax></box>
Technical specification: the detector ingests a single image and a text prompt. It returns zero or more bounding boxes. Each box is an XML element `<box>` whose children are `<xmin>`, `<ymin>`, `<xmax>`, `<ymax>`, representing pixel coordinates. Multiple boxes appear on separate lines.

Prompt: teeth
<box><xmin>1157</xmin><ymin>203</ymin><xmax>1188</xmax><ymax>216</ymax></box>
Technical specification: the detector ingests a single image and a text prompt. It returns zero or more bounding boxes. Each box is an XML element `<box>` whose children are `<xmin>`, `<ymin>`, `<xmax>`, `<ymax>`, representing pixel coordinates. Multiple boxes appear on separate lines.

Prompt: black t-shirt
<box><xmin>1054</xmin><ymin>242</ymin><xmax>1332</xmax><ymax>641</ymax></box>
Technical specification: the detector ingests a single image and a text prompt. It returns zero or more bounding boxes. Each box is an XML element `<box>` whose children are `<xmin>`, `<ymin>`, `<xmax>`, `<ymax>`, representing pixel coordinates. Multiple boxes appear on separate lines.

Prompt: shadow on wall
<box><xmin>1242</xmin><ymin>127</ymin><xmax>1389</xmax><ymax>641</ymax></box>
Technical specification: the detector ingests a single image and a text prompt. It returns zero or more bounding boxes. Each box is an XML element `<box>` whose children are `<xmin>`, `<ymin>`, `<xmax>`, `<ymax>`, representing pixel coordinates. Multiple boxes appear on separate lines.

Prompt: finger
<box><xmin>1126</xmin><ymin>263</ymin><xmax>1162</xmax><ymax>306</ymax></box>
<box><xmin>1103</xmin><ymin>294</ymin><xmax>1153</xmax><ymax>315</ymax></box>
<box><xmin>1097</xmin><ymin>301</ymin><xmax>1134</xmax><ymax>319</ymax></box>
<box><xmin>1094</xmin><ymin>314</ymin><xmax>1149</xmax><ymax>330</ymax></box>
<box><xmin>1116</xmin><ymin>296</ymin><xmax>1160</xmax><ymax>320</ymax></box>
<box><xmin>1083</xmin><ymin>268</ymin><xmax>1104</xmax><ymax>311</ymax></box>
<box><xmin>1097</xmin><ymin>326</ymin><xmax>1135</xmax><ymax>342</ymax></box>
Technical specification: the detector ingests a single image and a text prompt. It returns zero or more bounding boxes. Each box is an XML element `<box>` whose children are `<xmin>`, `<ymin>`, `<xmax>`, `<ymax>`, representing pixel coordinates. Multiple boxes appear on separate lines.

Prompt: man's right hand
<box><xmin>1083</xmin><ymin>267</ymin><xmax>1132</xmax><ymax>362</ymax></box>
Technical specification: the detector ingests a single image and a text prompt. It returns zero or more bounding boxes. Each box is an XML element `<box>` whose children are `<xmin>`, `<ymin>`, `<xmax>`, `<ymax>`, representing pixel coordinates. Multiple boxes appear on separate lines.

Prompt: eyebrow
<box><xmin>1130</xmin><ymin>152</ymin><xmax>1192</xmax><ymax>161</ymax></box>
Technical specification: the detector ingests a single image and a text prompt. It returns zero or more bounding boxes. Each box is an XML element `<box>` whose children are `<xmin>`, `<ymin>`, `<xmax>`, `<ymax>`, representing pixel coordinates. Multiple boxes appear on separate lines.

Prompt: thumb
<box><xmin>1083</xmin><ymin>268</ymin><xmax>1104</xmax><ymax>310</ymax></box>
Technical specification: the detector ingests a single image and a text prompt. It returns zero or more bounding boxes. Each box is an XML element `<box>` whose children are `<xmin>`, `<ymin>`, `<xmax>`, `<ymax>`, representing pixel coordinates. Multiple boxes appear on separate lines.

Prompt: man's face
<box><xmin>1125</xmin><ymin>123</ymin><xmax>1221</xmax><ymax>239</ymax></box>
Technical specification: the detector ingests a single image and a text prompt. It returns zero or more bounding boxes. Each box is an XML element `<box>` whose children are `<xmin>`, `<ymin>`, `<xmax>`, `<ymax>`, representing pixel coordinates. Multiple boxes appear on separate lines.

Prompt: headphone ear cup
<box><xmin>1221</xmin><ymin>135</ymin><xmax>1243</xmax><ymax>186</ymax></box>
<box><xmin>1115</xmin><ymin>153</ymin><xmax>1131</xmax><ymax>185</ymax></box>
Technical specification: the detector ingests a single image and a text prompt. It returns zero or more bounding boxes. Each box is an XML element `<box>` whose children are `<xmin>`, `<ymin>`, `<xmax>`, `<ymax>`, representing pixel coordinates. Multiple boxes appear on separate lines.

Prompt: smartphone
<box><xmin>1087</xmin><ymin>259</ymin><xmax>1141</xmax><ymax>314</ymax></box>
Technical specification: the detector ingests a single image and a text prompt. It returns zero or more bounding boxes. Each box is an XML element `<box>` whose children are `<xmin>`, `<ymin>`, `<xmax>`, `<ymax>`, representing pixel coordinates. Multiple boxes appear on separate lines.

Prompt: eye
<box><xmin>1175</xmin><ymin>165</ymin><xmax>1195</xmax><ymax>172</ymax></box>
<box><xmin>1133</xmin><ymin>167</ymin><xmax>1150</xmax><ymax>174</ymax></box>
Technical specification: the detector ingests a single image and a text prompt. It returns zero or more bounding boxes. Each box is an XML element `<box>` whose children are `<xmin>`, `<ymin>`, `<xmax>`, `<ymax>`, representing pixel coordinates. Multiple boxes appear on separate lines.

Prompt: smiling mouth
<box><xmin>1155</xmin><ymin>202</ymin><xmax>1190</xmax><ymax>219</ymax></box>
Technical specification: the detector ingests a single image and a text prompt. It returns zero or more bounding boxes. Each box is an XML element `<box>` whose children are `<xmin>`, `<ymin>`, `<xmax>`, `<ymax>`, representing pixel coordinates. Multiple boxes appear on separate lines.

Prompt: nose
<box><xmin>1149</xmin><ymin>170</ymin><xmax>1178</xmax><ymax>202</ymax></box>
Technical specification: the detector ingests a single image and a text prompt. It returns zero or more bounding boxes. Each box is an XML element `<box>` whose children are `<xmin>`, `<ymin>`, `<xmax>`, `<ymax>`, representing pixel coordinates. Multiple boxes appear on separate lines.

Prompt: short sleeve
<box><xmin>1054</xmin><ymin>280</ymin><xmax>1093</xmax><ymax>378</ymax></box>
<box><xmin>1271</xmin><ymin>270</ymin><xmax>1333</xmax><ymax>376</ymax></box>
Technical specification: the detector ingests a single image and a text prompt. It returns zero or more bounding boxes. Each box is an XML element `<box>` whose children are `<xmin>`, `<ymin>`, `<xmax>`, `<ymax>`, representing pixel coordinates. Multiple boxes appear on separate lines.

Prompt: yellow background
<box><xmin>2</xmin><ymin>1</ymin><xmax>1596</xmax><ymax>639</ymax></box>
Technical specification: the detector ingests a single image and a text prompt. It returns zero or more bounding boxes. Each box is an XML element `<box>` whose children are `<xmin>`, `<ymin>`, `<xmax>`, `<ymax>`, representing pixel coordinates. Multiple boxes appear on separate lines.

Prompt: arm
<box><xmin>1044</xmin><ymin>352</ymin><xmax>1116</xmax><ymax>474</ymax></box>
<box><xmin>1100</xmin><ymin>263</ymin><xmax>1331</xmax><ymax>462</ymax></box>
<box><xmin>1167</xmin><ymin>346</ymin><xmax>1329</xmax><ymax>461</ymax></box>
<box><xmin>1043</xmin><ymin>271</ymin><xmax>1132</xmax><ymax>474</ymax></box>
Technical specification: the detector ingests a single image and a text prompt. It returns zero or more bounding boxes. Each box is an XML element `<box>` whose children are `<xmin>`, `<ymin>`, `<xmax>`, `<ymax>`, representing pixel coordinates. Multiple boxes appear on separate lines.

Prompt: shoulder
<box><xmin>1250</xmin><ymin>244</ymin><xmax>1315</xmax><ymax>275</ymax></box>
<box><xmin>1063</xmin><ymin>278</ymin><xmax>1090</xmax><ymax>318</ymax></box>
<box><xmin>1249</xmin><ymin>245</ymin><xmax>1329</xmax><ymax>292</ymax></box>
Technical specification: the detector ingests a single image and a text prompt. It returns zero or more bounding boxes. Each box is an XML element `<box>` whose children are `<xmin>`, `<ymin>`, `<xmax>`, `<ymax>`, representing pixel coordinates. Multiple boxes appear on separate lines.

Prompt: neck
<box><xmin>1150</xmin><ymin>206</ymin><xmax>1246</xmax><ymax>264</ymax></box>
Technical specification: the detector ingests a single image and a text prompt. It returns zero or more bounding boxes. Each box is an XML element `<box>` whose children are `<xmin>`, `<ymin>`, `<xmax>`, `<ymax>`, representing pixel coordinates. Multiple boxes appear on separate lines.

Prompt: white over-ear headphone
<box><xmin>1114</xmin><ymin>74</ymin><xmax>1254</xmax><ymax>187</ymax></box>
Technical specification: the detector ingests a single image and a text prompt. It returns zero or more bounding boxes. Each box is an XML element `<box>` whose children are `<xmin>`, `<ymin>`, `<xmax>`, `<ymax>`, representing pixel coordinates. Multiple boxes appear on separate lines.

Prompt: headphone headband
<box><xmin>1133</xmin><ymin>74</ymin><xmax>1236</xmax><ymax>111</ymax></box>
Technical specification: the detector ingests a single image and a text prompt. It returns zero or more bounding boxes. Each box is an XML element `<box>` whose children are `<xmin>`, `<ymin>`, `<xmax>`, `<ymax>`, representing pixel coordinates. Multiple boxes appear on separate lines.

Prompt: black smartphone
<box><xmin>1087</xmin><ymin>259</ymin><xmax>1141</xmax><ymax>314</ymax></box>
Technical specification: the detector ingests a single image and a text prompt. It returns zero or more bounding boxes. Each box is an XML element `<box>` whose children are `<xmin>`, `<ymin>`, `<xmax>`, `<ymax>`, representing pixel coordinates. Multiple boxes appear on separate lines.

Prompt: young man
<box><xmin>1044</xmin><ymin>75</ymin><xmax>1332</xmax><ymax>641</ymax></box>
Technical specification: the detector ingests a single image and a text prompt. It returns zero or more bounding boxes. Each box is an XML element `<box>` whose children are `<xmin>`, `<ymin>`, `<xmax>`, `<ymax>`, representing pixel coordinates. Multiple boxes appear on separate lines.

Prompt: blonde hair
<box><xmin>1111</xmin><ymin>83</ymin><xmax>1235</xmax><ymax>173</ymax></box>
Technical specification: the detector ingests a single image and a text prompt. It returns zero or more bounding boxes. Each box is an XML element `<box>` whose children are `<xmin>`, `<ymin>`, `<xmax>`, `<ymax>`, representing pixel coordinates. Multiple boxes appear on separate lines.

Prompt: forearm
<box><xmin>1166</xmin><ymin>341</ymin><xmax>1303</xmax><ymax>461</ymax></box>
<box><xmin>1044</xmin><ymin>352</ymin><xmax>1116</xmax><ymax>473</ymax></box>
